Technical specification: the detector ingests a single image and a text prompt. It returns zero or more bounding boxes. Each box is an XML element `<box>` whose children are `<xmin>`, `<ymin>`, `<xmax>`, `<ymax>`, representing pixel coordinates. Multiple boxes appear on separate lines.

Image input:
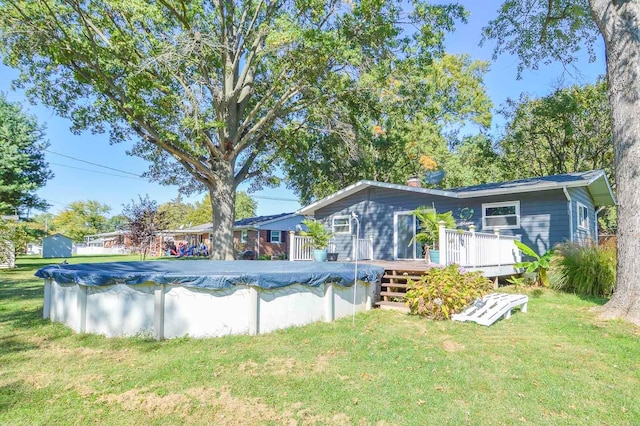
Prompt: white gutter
<box><xmin>595</xmin><ymin>206</ymin><xmax>606</xmax><ymax>244</ymax></box>
<box><xmin>563</xmin><ymin>187</ymin><xmax>574</xmax><ymax>242</ymax></box>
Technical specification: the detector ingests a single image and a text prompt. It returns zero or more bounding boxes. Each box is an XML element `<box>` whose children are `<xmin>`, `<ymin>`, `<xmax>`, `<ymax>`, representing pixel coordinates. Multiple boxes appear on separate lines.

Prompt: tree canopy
<box><xmin>499</xmin><ymin>80</ymin><xmax>613</xmax><ymax>182</ymax></box>
<box><xmin>282</xmin><ymin>53</ymin><xmax>492</xmax><ymax>204</ymax></box>
<box><xmin>0</xmin><ymin>0</ymin><xmax>468</xmax><ymax>259</ymax></box>
<box><xmin>123</xmin><ymin>195</ymin><xmax>168</xmax><ymax>260</ymax></box>
<box><xmin>0</xmin><ymin>94</ymin><xmax>52</xmax><ymax>215</ymax></box>
<box><xmin>51</xmin><ymin>200</ymin><xmax>110</xmax><ymax>242</ymax></box>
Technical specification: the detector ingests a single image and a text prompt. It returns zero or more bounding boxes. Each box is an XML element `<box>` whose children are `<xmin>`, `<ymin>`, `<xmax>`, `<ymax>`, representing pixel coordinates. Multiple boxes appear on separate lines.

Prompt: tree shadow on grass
<box><xmin>578</xmin><ymin>294</ymin><xmax>609</xmax><ymax>306</ymax></box>
<box><xmin>73</xmin><ymin>332</ymin><xmax>166</xmax><ymax>353</ymax></box>
<box><xmin>0</xmin><ymin>306</ymin><xmax>48</xmax><ymax>330</ymax></box>
<box><xmin>0</xmin><ymin>285</ymin><xmax>43</xmax><ymax>302</ymax></box>
<box><xmin>0</xmin><ymin>334</ymin><xmax>39</xmax><ymax>356</ymax></box>
<box><xmin>0</xmin><ymin>381</ymin><xmax>34</xmax><ymax>413</ymax></box>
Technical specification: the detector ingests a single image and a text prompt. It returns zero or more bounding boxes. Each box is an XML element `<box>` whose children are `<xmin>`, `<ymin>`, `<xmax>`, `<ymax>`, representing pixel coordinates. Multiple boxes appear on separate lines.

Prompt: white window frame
<box><xmin>269</xmin><ymin>230</ymin><xmax>281</xmax><ymax>243</ymax></box>
<box><xmin>240</xmin><ymin>229</ymin><xmax>248</xmax><ymax>243</ymax></box>
<box><xmin>576</xmin><ymin>202</ymin><xmax>589</xmax><ymax>230</ymax></box>
<box><xmin>332</xmin><ymin>216</ymin><xmax>351</xmax><ymax>234</ymax></box>
<box><xmin>482</xmin><ymin>201</ymin><xmax>521</xmax><ymax>230</ymax></box>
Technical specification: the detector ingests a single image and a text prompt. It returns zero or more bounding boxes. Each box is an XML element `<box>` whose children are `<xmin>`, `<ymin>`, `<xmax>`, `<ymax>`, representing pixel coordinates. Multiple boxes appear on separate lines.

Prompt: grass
<box><xmin>1</xmin><ymin>255</ymin><xmax>639</xmax><ymax>425</ymax></box>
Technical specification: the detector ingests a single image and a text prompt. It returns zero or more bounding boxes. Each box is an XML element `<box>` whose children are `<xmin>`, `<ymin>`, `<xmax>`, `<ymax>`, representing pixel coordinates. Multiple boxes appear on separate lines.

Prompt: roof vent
<box><xmin>406</xmin><ymin>177</ymin><xmax>421</xmax><ymax>188</ymax></box>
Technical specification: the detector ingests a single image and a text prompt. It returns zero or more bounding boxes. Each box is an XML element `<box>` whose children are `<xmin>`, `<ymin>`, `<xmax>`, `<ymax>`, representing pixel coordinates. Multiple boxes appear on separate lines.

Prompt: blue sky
<box><xmin>0</xmin><ymin>1</ymin><xmax>605</xmax><ymax>218</ymax></box>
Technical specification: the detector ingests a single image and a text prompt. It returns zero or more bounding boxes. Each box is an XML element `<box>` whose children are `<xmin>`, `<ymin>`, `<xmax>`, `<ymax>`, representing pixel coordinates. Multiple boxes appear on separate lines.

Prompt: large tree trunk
<box><xmin>591</xmin><ymin>0</ymin><xmax>640</xmax><ymax>325</ymax></box>
<box><xmin>208</xmin><ymin>162</ymin><xmax>237</xmax><ymax>260</ymax></box>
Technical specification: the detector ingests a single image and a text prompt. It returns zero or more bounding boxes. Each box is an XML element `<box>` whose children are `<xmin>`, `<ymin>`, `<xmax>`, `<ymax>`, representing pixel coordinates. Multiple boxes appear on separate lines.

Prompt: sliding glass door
<box><xmin>394</xmin><ymin>211</ymin><xmax>421</xmax><ymax>260</ymax></box>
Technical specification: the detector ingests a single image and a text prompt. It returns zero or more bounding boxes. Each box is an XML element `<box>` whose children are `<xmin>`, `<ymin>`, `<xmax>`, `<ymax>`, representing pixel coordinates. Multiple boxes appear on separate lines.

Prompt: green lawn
<box><xmin>1</xmin><ymin>255</ymin><xmax>638</xmax><ymax>425</ymax></box>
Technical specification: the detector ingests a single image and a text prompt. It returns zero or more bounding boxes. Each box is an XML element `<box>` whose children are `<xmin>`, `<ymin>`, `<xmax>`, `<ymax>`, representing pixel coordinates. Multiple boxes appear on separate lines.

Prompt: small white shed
<box><xmin>42</xmin><ymin>234</ymin><xmax>73</xmax><ymax>259</ymax></box>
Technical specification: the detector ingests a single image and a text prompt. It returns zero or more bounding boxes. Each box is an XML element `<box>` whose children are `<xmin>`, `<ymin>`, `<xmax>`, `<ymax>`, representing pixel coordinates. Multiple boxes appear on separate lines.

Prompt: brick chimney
<box><xmin>406</xmin><ymin>176</ymin><xmax>421</xmax><ymax>188</ymax></box>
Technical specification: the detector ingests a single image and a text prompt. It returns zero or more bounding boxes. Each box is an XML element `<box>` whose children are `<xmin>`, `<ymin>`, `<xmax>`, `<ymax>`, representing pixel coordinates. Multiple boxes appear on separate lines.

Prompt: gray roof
<box><xmin>449</xmin><ymin>170</ymin><xmax>606</xmax><ymax>193</ymax></box>
<box><xmin>298</xmin><ymin>170</ymin><xmax>615</xmax><ymax>215</ymax></box>
<box><xmin>234</xmin><ymin>212</ymin><xmax>295</xmax><ymax>228</ymax></box>
<box><xmin>170</xmin><ymin>212</ymin><xmax>301</xmax><ymax>234</ymax></box>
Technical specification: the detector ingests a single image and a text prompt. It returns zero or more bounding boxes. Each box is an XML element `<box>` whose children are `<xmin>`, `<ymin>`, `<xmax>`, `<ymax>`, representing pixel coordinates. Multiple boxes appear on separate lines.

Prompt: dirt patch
<box><xmin>97</xmin><ymin>386</ymin><xmax>358</xmax><ymax>424</ymax></box>
<box><xmin>442</xmin><ymin>340</ymin><xmax>465</xmax><ymax>352</ymax></box>
<box><xmin>20</xmin><ymin>372</ymin><xmax>52</xmax><ymax>390</ymax></box>
<box><xmin>98</xmin><ymin>388</ymin><xmax>190</xmax><ymax>416</ymax></box>
<box><xmin>314</xmin><ymin>350</ymin><xmax>346</xmax><ymax>373</ymax></box>
<box><xmin>44</xmin><ymin>344</ymin><xmax>136</xmax><ymax>365</ymax></box>
<box><xmin>264</xmin><ymin>357</ymin><xmax>299</xmax><ymax>376</ymax></box>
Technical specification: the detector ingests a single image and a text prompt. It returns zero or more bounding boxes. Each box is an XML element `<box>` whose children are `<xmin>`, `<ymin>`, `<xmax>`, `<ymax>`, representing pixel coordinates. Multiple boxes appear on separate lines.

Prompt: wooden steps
<box><xmin>379</xmin><ymin>291</ymin><xmax>406</xmax><ymax>298</ymax></box>
<box><xmin>374</xmin><ymin>269</ymin><xmax>426</xmax><ymax>312</ymax></box>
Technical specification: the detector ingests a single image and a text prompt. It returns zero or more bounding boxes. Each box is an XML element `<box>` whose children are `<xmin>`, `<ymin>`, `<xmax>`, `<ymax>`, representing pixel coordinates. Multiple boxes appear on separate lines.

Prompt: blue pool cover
<box><xmin>35</xmin><ymin>260</ymin><xmax>385</xmax><ymax>290</ymax></box>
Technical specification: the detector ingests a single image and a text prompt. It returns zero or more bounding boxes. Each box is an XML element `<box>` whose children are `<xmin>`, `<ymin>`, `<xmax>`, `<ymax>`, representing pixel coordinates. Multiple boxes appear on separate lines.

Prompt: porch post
<box><xmin>493</xmin><ymin>228</ymin><xmax>501</xmax><ymax>268</ymax></box>
<box><xmin>469</xmin><ymin>225</ymin><xmax>476</xmax><ymax>268</ymax></box>
<box><xmin>438</xmin><ymin>221</ymin><xmax>446</xmax><ymax>265</ymax></box>
<box><xmin>289</xmin><ymin>231</ymin><xmax>295</xmax><ymax>261</ymax></box>
<box><xmin>369</xmin><ymin>236</ymin><xmax>374</xmax><ymax>260</ymax></box>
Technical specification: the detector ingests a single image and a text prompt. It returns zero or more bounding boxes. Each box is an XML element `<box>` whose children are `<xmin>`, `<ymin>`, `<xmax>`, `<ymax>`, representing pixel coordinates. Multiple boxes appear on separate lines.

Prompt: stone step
<box><xmin>374</xmin><ymin>300</ymin><xmax>410</xmax><ymax>313</ymax></box>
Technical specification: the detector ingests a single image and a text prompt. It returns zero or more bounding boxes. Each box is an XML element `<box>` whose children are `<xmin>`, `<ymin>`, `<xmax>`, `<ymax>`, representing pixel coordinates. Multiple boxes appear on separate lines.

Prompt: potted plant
<box><xmin>300</xmin><ymin>219</ymin><xmax>333</xmax><ymax>262</ymax></box>
<box><xmin>409</xmin><ymin>207</ymin><xmax>456</xmax><ymax>263</ymax></box>
<box><xmin>326</xmin><ymin>238</ymin><xmax>339</xmax><ymax>262</ymax></box>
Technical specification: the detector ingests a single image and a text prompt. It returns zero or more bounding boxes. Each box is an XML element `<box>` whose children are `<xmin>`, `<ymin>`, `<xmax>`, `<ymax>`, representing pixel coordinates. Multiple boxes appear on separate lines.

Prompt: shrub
<box><xmin>548</xmin><ymin>241</ymin><xmax>616</xmax><ymax>297</ymax></box>
<box><xmin>513</xmin><ymin>240</ymin><xmax>553</xmax><ymax>287</ymax></box>
<box><xmin>405</xmin><ymin>264</ymin><xmax>494</xmax><ymax>320</ymax></box>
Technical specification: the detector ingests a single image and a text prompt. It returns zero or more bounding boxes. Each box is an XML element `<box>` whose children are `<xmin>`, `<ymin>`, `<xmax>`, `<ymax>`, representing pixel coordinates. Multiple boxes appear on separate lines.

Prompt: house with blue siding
<box><xmin>297</xmin><ymin>170</ymin><xmax>615</xmax><ymax>262</ymax></box>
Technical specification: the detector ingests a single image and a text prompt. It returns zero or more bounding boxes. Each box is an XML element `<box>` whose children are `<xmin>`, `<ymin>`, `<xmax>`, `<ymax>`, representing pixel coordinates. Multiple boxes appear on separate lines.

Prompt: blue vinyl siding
<box><xmin>315</xmin><ymin>187</ymin><xmax>571</xmax><ymax>259</ymax></box>
<box><xmin>461</xmin><ymin>190</ymin><xmax>569</xmax><ymax>256</ymax></box>
<box><xmin>568</xmin><ymin>187</ymin><xmax>596</xmax><ymax>242</ymax></box>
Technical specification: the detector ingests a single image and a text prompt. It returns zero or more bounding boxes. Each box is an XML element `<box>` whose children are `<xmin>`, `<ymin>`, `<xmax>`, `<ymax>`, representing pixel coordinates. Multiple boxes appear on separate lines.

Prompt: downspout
<box><xmin>562</xmin><ymin>187</ymin><xmax>574</xmax><ymax>242</ymax></box>
<box><xmin>595</xmin><ymin>207</ymin><xmax>606</xmax><ymax>244</ymax></box>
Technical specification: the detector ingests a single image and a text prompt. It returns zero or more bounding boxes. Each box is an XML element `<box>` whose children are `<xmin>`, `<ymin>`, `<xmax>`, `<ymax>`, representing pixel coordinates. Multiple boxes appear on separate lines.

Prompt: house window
<box><xmin>269</xmin><ymin>230</ymin><xmax>281</xmax><ymax>243</ymax></box>
<box><xmin>241</xmin><ymin>230</ymin><xmax>248</xmax><ymax>243</ymax></box>
<box><xmin>332</xmin><ymin>216</ymin><xmax>351</xmax><ymax>234</ymax></box>
<box><xmin>577</xmin><ymin>202</ymin><xmax>589</xmax><ymax>230</ymax></box>
<box><xmin>482</xmin><ymin>201</ymin><xmax>520</xmax><ymax>230</ymax></box>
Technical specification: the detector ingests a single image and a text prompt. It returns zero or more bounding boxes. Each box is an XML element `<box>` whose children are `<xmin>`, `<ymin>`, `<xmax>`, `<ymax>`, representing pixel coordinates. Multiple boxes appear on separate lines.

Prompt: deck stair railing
<box><xmin>438</xmin><ymin>222</ymin><xmax>521</xmax><ymax>267</ymax></box>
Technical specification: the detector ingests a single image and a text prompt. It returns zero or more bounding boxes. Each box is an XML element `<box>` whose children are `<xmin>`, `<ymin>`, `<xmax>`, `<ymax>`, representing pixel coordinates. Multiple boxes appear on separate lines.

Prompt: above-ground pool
<box><xmin>35</xmin><ymin>260</ymin><xmax>384</xmax><ymax>339</ymax></box>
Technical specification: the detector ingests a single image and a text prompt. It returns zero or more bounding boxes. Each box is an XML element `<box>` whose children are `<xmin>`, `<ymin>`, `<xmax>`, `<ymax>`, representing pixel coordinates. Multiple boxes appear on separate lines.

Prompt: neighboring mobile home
<box><xmin>297</xmin><ymin>170</ymin><xmax>616</xmax><ymax>262</ymax></box>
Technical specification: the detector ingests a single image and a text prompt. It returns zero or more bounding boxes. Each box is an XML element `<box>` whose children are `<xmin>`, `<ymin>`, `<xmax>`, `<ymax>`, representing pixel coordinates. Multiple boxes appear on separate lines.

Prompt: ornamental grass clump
<box><xmin>548</xmin><ymin>241</ymin><xmax>616</xmax><ymax>297</ymax></box>
<box><xmin>405</xmin><ymin>264</ymin><xmax>494</xmax><ymax>320</ymax></box>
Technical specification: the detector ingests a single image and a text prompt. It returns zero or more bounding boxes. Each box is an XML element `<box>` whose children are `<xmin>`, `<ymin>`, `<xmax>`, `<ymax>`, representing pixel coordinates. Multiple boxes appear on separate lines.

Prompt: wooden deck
<box><xmin>362</xmin><ymin>260</ymin><xmax>432</xmax><ymax>273</ymax></box>
<box><xmin>363</xmin><ymin>260</ymin><xmax>518</xmax><ymax>278</ymax></box>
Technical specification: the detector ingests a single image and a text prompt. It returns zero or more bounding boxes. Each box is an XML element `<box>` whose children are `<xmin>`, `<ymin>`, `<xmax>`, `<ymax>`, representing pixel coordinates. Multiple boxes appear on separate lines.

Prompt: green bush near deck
<box><xmin>405</xmin><ymin>264</ymin><xmax>494</xmax><ymax>319</ymax></box>
<box><xmin>548</xmin><ymin>241</ymin><xmax>616</xmax><ymax>297</ymax></box>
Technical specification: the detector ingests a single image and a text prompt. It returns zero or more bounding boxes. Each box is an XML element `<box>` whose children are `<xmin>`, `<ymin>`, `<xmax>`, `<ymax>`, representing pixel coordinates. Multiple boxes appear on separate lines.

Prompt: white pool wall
<box><xmin>42</xmin><ymin>279</ymin><xmax>374</xmax><ymax>339</ymax></box>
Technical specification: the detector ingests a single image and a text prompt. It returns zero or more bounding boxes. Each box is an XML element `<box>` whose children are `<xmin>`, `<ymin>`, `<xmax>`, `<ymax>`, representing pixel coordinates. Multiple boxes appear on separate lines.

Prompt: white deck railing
<box><xmin>439</xmin><ymin>224</ymin><xmax>521</xmax><ymax>267</ymax></box>
<box><xmin>289</xmin><ymin>232</ymin><xmax>373</xmax><ymax>261</ymax></box>
<box><xmin>289</xmin><ymin>234</ymin><xmax>314</xmax><ymax>261</ymax></box>
<box><xmin>288</xmin><ymin>225</ymin><xmax>521</xmax><ymax>268</ymax></box>
<box><xmin>352</xmin><ymin>237</ymin><xmax>374</xmax><ymax>261</ymax></box>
